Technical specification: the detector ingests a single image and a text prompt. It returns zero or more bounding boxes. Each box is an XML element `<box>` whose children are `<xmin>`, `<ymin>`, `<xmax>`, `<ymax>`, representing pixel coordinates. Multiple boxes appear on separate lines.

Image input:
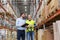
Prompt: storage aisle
<box><xmin>0</xmin><ymin>0</ymin><xmax>60</xmax><ymax>40</ymax></box>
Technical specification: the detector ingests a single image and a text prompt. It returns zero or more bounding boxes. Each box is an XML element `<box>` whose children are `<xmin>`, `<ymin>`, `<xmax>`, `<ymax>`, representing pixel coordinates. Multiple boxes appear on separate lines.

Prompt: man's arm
<box><xmin>21</xmin><ymin>23</ymin><xmax>29</xmax><ymax>27</ymax></box>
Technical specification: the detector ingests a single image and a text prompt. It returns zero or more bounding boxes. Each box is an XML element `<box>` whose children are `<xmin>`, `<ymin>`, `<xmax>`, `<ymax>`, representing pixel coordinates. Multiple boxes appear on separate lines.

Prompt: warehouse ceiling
<box><xmin>12</xmin><ymin>0</ymin><xmax>34</xmax><ymax>14</ymax></box>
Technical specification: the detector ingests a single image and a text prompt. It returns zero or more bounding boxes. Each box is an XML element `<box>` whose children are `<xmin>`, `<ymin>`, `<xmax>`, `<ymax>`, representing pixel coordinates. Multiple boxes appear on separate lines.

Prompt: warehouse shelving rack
<box><xmin>35</xmin><ymin>10</ymin><xmax>60</xmax><ymax>40</ymax></box>
<box><xmin>35</xmin><ymin>0</ymin><xmax>60</xmax><ymax>40</ymax></box>
<box><xmin>0</xmin><ymin>0</ymin><xmax>16</xmax><ymax>31</ymax></box>
<box><xmin>0</xmin><ymin>1</ymin><xmax>17</xmax><ymax>40</ymax></box>
<box><xmin>37</xmin><ymin>10</ymin><xmax>60</xmax><ymax>28</ymax></box>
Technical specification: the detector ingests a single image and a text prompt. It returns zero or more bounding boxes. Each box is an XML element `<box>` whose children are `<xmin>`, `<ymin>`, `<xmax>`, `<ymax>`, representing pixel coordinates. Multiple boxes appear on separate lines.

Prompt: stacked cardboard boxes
<box><xmin>38</xmin><ymin>29</ymin><xmax>54</xmax><ymax>40</ymax></box>
<box><xmin>37</xmin><ymin>0</ymin><xmax>60</xmax><ymax>23</ymax></box>
<box><xmin>48</xmin><ymin>0</ymin><xmax>58</xmax><ymax>16</ymax></box>
<box><xmin>38</xmin><ymin>20</ymin><xmax>60</xmax><ymax>40</ymax></box>
<box><xmin>38</xmin><ymin>29</ymin><xmax>44</xmax><ymax>40</ymax></box>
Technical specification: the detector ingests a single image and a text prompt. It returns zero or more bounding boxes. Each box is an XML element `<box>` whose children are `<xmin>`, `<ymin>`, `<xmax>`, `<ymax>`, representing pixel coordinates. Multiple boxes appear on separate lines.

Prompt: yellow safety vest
<box><xmin>26</xmin><ymin>20</ymin><xmax>35</xmax><ymax>32</ymax></box>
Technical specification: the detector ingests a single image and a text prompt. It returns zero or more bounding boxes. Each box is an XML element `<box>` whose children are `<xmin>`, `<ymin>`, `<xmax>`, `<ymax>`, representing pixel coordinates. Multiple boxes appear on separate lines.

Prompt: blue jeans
<box><xmin>27</xmin><ymin>31</ymin><xmax>34</xmax><ymax>40</ymax></box>
<box><xmin>17</xmin><ymin>30</ymin><xmax>25</xmax><ymax>40</ymax></box>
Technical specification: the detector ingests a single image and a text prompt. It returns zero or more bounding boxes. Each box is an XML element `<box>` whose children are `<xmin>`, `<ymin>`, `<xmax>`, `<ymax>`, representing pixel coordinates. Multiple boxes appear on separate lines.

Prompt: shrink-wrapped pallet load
<box><xmin>53</xmin><ymin>23</ymin><xmax>58</xmax><ymax>40</ymax></box>
<box><xmin>0</xmin><ymin>29</ymin><xmax>6</xmax><ymax>40</ymax></box>
<box><xmin>53</xmin><ymin>20</ymin><xmax>60</xmax><ymax>40</ymax></box>
<box><xmin>7</xmin><ymin>29</ymin><xmax>11</xmax><ymax>40</ymax></box>
<box><xmin>38</xmin><ymin>29</ymin><xmax>54</xmax><ymax>40</ymax></box>
<box><xmin>56</xmin><ymin>21</ymin><xmax>60</xmax><ymax>40</ymax></box>
<box><xmin>42</xmin><ymin>29</ymin><xmax>54</xmax><ymax>40</ymax></box>
<box><xmin>12</xmin><ymin>31</ymin><xmax>17</xmax><ymax>40</ymax></box>
<box><xmin>38</xmin><ymin>29</ymin><xmax>44</xmax><ymax>40</ymax></box>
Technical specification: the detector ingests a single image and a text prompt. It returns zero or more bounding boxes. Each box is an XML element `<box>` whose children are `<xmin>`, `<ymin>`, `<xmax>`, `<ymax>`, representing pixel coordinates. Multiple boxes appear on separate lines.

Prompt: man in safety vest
<box><xmin>26</xmin><ymin>15</ymin><xmax>36</xmax><ymax>40</ymax></box>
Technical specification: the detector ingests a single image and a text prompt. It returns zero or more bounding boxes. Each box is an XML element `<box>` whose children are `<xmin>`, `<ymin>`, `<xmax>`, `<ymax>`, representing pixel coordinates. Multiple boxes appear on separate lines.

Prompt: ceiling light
<box><xmin>24</xmin><ymin>0</ymin><xmax>26</xmax><ymax>1</ymax></box>
<box><xmin>25</xmin><ymin>9</ymin><xmax>27</xmax><ymax>11</ymax></box>
<box><xmin>25</xmin><ymin>6</ymin><xmax>27</xmax><ymax>8</ymax></box>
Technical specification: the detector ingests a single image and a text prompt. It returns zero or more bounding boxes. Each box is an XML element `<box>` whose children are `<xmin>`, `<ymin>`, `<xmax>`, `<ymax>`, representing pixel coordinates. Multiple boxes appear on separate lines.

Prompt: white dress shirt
<box><xmin>16</xmin><ymin>17</ymin><xmax>26</xmax><ymax>30</ymax></box>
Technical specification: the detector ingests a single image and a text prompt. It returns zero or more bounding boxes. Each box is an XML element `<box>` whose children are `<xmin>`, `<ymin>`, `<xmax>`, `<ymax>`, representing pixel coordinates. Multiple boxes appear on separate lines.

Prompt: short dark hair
<box><xmin>20</xmin><ymin>12</ymin><xmax>25</xmax><ymax>16</ymax></box>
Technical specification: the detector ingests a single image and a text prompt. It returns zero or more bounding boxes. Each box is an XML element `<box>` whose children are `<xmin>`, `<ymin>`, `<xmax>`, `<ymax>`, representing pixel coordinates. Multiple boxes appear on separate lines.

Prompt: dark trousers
<box><xmin>17</xmin><ymin>30</ymin><xmax>25</xmax><ymax>40</ymax></box>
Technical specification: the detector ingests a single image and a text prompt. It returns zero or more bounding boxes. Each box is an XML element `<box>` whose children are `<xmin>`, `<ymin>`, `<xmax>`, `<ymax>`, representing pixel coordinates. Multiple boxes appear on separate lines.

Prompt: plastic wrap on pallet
<box><xmin>0</xmin><ymin>29</ymin><xmax>6</xmax><ymax>40</ymax></box>
<box><xmin>53</xmin><ymin>23</ymin><xmax>58</xmax><ymax>40</ymax></box>
<box><xmin>42</xmin><ymin>29</ymin><xmax>54</xmax><ymax>40</ymax></box>
<box><xmin>56</xmin><ymin>21</ymin><xmax>60</xmax><ymax>40</ymax></box>
<box><xmin>38</xmin><ymin>29</ymin><xmax>44</xmax><ymax>40</ymax></box>
<box><xmin>53</xmin><ymin>20</ymin><xmax>60</xmax><ymax>40</ymax></box>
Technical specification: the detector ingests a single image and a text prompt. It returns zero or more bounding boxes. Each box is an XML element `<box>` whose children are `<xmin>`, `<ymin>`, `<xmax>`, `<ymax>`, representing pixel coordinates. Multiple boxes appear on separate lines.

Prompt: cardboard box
<box><xmin>38</xmin><ymin>29</ymin><xmax>44</xmax><ymax>40</ymax></box>
<box><xmin>42</xmin><ymin>29</ymin><xmax>54</xmax><ymax>40</ymax></box>
<box><xmin>48</xmin><ymin>0</ymin><xmax>58</xmax><ymax>14</ymax></box>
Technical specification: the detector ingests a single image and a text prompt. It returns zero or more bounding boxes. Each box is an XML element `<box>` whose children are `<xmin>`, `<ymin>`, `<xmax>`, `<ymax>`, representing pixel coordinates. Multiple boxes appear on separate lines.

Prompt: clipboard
<box><xmin>21</xmin><ymin>23</ymin><xmax>29</xmax><ymax>27</ymax></box>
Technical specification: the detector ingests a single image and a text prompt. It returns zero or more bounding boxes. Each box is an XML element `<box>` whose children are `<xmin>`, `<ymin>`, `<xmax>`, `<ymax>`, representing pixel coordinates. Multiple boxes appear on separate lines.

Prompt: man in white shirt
<box><xmin>16</xmin><ymin>13</ymin><xmax>26</xmax><ymax>40</ymax></box>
